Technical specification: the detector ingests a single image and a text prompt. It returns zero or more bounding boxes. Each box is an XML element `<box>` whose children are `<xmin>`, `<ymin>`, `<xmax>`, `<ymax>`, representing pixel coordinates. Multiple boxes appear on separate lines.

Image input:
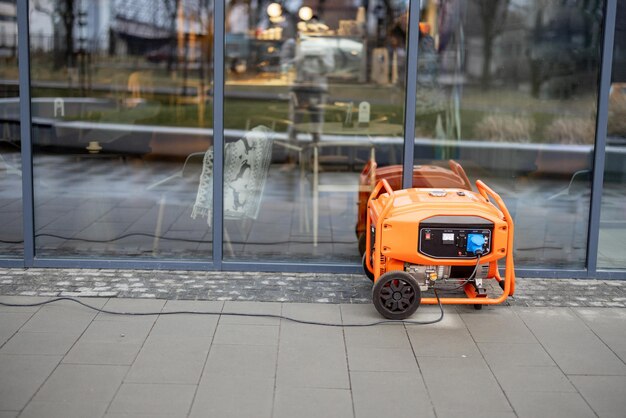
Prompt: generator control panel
<box><xmin>418</xmin><ymin>216</ymin><xmax>493</xmax><ymax>259</ymax></box>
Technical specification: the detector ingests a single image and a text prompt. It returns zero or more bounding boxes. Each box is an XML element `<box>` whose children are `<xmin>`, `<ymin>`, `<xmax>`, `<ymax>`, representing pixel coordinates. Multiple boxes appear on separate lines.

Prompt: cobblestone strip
<box><xmin>0</xmin><ymin>268</ymin><xmax>624</xmax><ymax>307</ymax></box>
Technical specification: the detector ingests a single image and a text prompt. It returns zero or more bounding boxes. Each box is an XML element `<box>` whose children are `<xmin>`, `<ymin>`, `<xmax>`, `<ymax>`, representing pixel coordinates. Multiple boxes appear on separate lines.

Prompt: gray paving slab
<box><xmin>434</xmin><ymin>409</ymin><xmax>517</xmax><ymax>418</ymax></box>
<box><xmin>279</xmin><ymin>322</ymin><xmax>345</xmax><ymax>347</ymax></box>
<box><xmin>516</xmin><ymin>307</ymin><xmax>626</xmax><ymax>375</ymax></box>
<box><xmin>0</xmin><ymin>331</ymin><xmax>80</xmax><ymax>356</ymax></box>
<box><xmin>212</xmin><ymin>323</ymin><xmax>280</xmax><ymax>346</ymax></box>
<box><xmin>19</xmin><ymin>303</ymin><xmax>100</xmax><ymax>335</ymax></box>
<box><xmin>0</xmin><ymin>412</ymin><xmax>17</xmax><ymax>418</ymax></box>
<box><xmin>339</xmin><ymin>304</ymin><xmax>385</xmax><ymax>325</ymax></box>
<box><xmin>63</xmin><ymin>341</ymin><xmax>144</xmax><ymax>366</ymax></box>
<box><xmin>418</xmin><ymin>356</ymin><xmax>513</xmax><ymax>414</ymax></box>
<box><xmin>570</xmin><ymin>375</ymin><xmax>626</xmax><ymax>418</ymax></box>
<box><xmin>32</xmin><ymin>364</ymin><xmax>127</xmax><ymax>404</ymax></box>
<box><xmin>276</xmin><ymin>343</ymin><xmax>350</xmax><ymax>389</ymax></box>
<box><xmin>220</xmin><ymin>301</ymin><xmax>282</xmax><ymax>325</ymax></box>
<box><xmin>61</xmin><ymin>317</ymin><xmax>154</xmax><ymax>366</ymax></box>
<box><xmin>0</xmin><ymin>312</ymin><xmax>33</xmax><ymax>346</ymax></box>
<box><xmin>125</xmin><ymin>335</ymin><xmax>211</xmax><ymax>384</ymax></box>
<box><xmin>149</xmin><ymin>314</ymin><xmax>218</xmax><ymax>338</ymax></box>
<box><xmin>204</xmin><ymin>343</ymin><xmax>278</xmax><ymax>379</ymax></box>
<box><xmin>19</xmin><ymin>400</ymin><xmax>110</xmax><ymax>418</ymax></box>
<box><xmin>346</xmin><ymin>346</ymin><xmax>419</xmax><ymax>372</ymax></box>
<box><xmin>283</xmin><ymin>302</ymin><xmax>343</xmax><ymax>323</ymax></box>
<box><xmin>75</xmin><ymin>317</ymin><xmax>155</xmax><ymax>344</ymax></box>
<box><xmin>0</xmin><ymin>354</ymin><xmax>61</xmax><ymax>411</ymax></box>
<box><xmin>189</xmin><ymin>375</ymin><xmax>274</xmax><ymax>418</ymax></box>
<box><xmin>573</xmin><ymin>307</ymin><xmax>626</xmax><ymax>363</ymax></box>
<box><xmin>477</xmin><ymin>342</ymin><xmax>557</xmax><ymax>367</ymax></box>
<box><xmin>461</xmin><ymin>308</ymin><xmax>537</xmax><ymax>343</ymax></box>
<box><xmin>506</xmin><ymin>391</ymin><xmax>596</xmax><ymax>418</ymax></box>
<box><xmin>273</xmin><ymin>387</ymin><xmax>353</xmax><ymax>418</ymax></box>
<box><xmin>406</xmin><ymin>313</ymin><xmax>482</xmax><ymax>359</ymax></box>
<box><xmin>107</xmin><ymin>383</ymin><xmax>196</xmax><ymax>417</ymax></box>
<box><xmin>343</xmin><ymin>325</ymin><xmax>411</xmax><ymax>349</ymax></box>
<box><xmin>351</xmin><ymin>371</ymin><xmax>434</xmax><ymax>418</ymax></box>
<box><xmin>491</xmin><ymin>364</ymin><xmax>576</xmax><ymax>393</ymax></box>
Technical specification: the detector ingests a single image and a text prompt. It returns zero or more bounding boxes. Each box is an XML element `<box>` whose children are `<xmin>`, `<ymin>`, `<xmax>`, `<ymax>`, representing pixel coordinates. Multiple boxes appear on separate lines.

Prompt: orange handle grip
<box><xmin>368</xmin><ymin>179</ymin><xmax>394</xmax><ymax>202</ymax></box>
<box><xmin>476</xmin><ymin>180</ymin><xmax>512</xmax><ymax>223</ymax></box>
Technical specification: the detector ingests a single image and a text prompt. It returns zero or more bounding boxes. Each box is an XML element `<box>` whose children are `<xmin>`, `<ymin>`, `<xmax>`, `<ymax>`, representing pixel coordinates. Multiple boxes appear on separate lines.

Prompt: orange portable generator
<box><xmin>363</xmin><ymin>179</ymin><xmax>515</xmax><ymax>319</ymax></box>
<box><xmin>356</xmin><ymin>160</ymin><xmax>472</xmax><ymax>255</ymax></box>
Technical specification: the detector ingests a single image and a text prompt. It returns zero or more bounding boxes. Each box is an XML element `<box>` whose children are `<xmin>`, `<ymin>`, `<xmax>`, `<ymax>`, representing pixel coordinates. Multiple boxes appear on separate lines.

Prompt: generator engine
<box><xmin>405</xmin><ymin>263</ymin><xmax>490</xmax><ymax>292</ymax></box>
<box><xmin>363</xmin><ymin>180</ymin><xmax>515</xmax><ymax>319</ymax></box>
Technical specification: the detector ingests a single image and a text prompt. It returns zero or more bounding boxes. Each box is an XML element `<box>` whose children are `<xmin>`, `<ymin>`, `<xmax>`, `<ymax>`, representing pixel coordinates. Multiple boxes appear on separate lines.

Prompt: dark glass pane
<box><xmin>223</xmin><ymin>0</ymin><xmax>409</xmax><ymax>263</ymax></box>
<box><xmin>29</xmin><ymin>0</ymin><xmax>214</xmax><ymax>259</ymax></box>
<box><xmin>414</xmin><ymin>0</ymin><xmax>604</xmax><ymax>269</ymax></box>
<box><xmin>599</xmin><ymin>0</ymin><xmax>626</xmax><ymax>269</ymax></box>
<box><xmin>0</xmin><ymin>0</ymin><xmax>22</xmax><ymax>257</ymax></box>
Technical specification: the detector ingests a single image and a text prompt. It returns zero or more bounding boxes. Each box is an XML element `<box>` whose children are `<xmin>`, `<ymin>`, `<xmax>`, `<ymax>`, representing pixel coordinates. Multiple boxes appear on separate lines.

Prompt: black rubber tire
<box><xmin>358</xmin><ymin>233</ymin><xmax>367</xmax><ymax>257</ymax></box>
<box><xmin>362</xmin><ymin>253</ymin><xmax>375</xmax><ymax>282</ymax></box>
<box><xmin>474</xmin><ymin>304</ymin><xmax>483</xmax><ymax>310</ymax></box>
<box><xmin>498</xmin><ymin>280</ymin><xmax>505</xmax><ymax>291</ymax></box>
<box><xmin>372</xmin><ymin>271</ymin><xmax>421</xmax><ymax>320</ymax></box>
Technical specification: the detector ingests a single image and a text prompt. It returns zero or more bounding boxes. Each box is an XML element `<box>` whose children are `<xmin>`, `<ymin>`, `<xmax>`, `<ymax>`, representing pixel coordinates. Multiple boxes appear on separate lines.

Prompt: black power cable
<box><xmin>0</xmin><ymin>233</ymin><xmax>357</xmax><ymax>245</ymax></box>
<box><xmin>0</xmin><ymin>254</ymin><xmax>494</xmax><ymax>325</ymax></box>
<box><xmin>0</xmin><ymin>291</ymin><xmax>445</xmax><ymax>327</ymax></box>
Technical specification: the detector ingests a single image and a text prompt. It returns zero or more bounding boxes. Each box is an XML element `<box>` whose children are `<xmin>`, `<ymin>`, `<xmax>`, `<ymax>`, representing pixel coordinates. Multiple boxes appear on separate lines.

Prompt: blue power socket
<box><xmin>467</xmin><ymin>233</ymin><xmax>485</xmax><ymax>254</ymax></box>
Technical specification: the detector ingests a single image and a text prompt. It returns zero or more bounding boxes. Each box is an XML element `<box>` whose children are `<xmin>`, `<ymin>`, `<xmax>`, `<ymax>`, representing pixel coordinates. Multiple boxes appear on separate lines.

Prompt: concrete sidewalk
<box><xmin>1</xmin><ymin>297</ymin><xmax>626</xmax><ymax>417</ymax></box>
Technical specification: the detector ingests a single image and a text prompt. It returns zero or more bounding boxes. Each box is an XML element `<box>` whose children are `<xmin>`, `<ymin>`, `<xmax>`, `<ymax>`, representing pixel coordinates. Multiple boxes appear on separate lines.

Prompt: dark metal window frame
<box><xmin>1</xmin><ymin>0</ymin><xmax>622</xmax><ymax>280</ymax></box>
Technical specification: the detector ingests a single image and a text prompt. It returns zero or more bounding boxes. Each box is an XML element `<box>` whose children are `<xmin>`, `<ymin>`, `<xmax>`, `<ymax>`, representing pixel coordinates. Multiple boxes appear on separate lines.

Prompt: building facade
<box><xmin>0</xmin><ymin>0</ymin><xmax>624</xmax><ymax>279</ymax></box>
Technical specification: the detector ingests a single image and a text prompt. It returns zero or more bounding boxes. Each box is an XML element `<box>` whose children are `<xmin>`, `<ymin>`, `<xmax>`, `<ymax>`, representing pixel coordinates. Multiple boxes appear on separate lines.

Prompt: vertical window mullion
<box><xmin>212</xmin><ymin>0</ymin><xmax>225</xmax><ymax>269</ymax></box>
<box><xmin>402</xmin><ymin>0</ymin><xmax>421</xmax><ymax>189</ymax></box>
<box><xmin>17</xmin><ymin>0</ymin><xmax>34</xmax><ymax>267</ymax></box>
<box><xmin>586</xmin><ymin>0</ymin><xmax>617</xmax><ymax>276</ymax></box>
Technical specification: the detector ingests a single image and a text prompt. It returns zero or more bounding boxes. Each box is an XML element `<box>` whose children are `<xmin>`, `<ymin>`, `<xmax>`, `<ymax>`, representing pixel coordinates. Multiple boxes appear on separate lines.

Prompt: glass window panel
<box><xmin>599</xmin><ymin>0</ymin><xmax>626</xmax><ymax>269</ymax></box>
<box><xmin>223</xmin><ymin>0</ymin><xmax>409</xmax><ymax>263</ymax></box>
<box><xmin>29</xmin><ymin>0</ymin><xmax>214</xmax><ymax>259</ymax></box>
<box><xmin>414</xmin><ymin>0</ymin><xmax>604</xmax><ymax>269</ymax></box>
<box><xmin>0</xmin><ymin>0</ymin><xmax>22</xmax><ymax>257</ymax></box>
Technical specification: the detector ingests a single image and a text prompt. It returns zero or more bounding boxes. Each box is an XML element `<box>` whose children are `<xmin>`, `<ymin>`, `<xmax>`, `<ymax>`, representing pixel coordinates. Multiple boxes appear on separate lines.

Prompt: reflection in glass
<box><xmin>599</xmin><ymin>1</ymin><xmax>626</xmax><ymax>269</ymax></box>
<box><xmin>223</xmin><ymin>0</ymin><xmax>408</xmax><ymax>263</ymax></box>
<box><xmin>413</xmin><ymin>0</ymin><xmax>604</xmax><ymax>268</ymax></box>
<box><xmin>29</xmin><ymin>0</ymin><xmax>214</xmax><ymax>259</ymax></box>
<box><xmin>0</xmin><ymin>0</ymin><xmax>22</xmax><ymax>257</ymax></box>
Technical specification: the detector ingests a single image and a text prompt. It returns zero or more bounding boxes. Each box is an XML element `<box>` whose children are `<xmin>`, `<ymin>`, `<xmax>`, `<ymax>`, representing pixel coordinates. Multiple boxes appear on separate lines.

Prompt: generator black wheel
<box><xmin>474</xmin><ymin>304</ymin><xmax>483</xmax><ymax>310</ymax></box>
<box><xmin>498</xmin><ymin>280</ymin><xmax>506</xmax><ymax>291</ymax></box>
<box><xmin>362</xmin><ymin>253</ymin><xmax>375</xmax><ymax>282</ymax></box>
<box><xmin>372</xmin><ymin>271</ymin><xmax>421</xmax><ymax>320</ymax></box>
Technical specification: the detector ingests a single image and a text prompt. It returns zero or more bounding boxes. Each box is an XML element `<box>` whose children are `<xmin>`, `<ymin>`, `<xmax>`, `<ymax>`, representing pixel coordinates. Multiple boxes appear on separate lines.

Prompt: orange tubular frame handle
<box><xmin>369</xmin><ymin>178</ymin><xmax>394</xmax><ymax>201</ymax></box>
<box><xmin>476</xmin><ymin>180</ymin><xmax>516</xmax><ymax>298</ymax></box>
<box><xmin>365</xmin><ymin>180</ymin><xmax>395</xmax><ymax>277</ymax></box>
